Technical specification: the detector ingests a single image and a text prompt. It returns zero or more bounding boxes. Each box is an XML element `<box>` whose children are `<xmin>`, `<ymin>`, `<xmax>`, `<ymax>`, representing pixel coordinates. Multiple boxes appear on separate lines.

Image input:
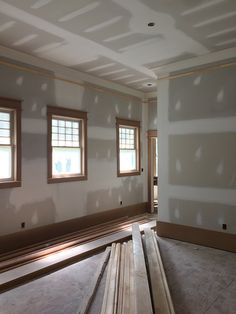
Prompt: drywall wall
<box><xmin>0</xmin><ymin>60</ymin><xmax>148</xmax><ymax>236</ymax></box>
<box><xmin>148</xmin><ymin>98</ymin><xmax>158</xmax><ymax>130</ymax></box>
<box><xmin>158</xmin><ymin>64</ymin><xmax>236</xmax><ymax>234</ymax></box>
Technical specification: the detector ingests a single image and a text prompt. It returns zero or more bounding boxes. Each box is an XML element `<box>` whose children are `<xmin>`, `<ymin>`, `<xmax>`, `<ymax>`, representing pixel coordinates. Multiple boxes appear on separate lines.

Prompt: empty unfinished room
<box><xmin>0</xmin><ymin>1</ymin><xmax>236</xmax><ymax>313</ymax></box>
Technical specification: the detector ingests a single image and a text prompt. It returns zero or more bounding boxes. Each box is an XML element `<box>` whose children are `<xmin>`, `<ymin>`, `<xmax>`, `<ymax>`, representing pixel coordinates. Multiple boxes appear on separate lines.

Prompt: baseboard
<box><xmin>0</xmin><ymin>202</ymin><xmax>148</xmax><ymax>254</ymax></box>
<box><xmin>156</xmin><ymin>221</ymin><xmax>236</xmax><ymax>253</ymax></box>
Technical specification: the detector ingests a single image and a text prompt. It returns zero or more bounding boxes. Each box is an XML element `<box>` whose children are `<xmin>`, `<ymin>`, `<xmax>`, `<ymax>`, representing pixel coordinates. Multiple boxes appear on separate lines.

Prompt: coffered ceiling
<box><xmin>0</xmin><ymin>0</ymin><xmax>236</xmax><ymax>92</ymax></box>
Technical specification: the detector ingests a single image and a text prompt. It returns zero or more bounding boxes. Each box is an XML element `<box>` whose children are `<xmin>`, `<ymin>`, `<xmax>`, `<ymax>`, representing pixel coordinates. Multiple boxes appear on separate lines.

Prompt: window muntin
<box><xmin>0</xmin><ymin>97</ymin><xmax>21</xmax><ymax>188</ymax></box>
<box><xmin>119</xmin><ymin>126</ymin><xmax>137</xmax><ymax>172</ymax></box>
<box><xmin>47</xmin><ymin>106</ymin><xmax>87</xmax><ymax>183</ymax></box>
<box><xmin>0</xmin><ymin>111</ymin><xmax>11</xmax><ymax>180</ymax></box>
<box><xmin>116</xmin><ymin>118</ymin><xmax>141</xmax><ymax>176</ymax></box>
<box><xmin>51</xmin><ymin>117</ymin><xmax>81</xmax><ymax>176</ymax></box>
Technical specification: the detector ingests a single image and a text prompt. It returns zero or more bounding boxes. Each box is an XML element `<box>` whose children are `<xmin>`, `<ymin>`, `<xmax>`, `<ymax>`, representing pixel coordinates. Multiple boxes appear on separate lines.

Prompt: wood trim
<box><xmin>116</xmin><ymin>118</ymin><xmax>140</xmax><ymax>128</ymax></box>
<box><xmin>0</xmin><ymin>220</ymin><xmax>155</xmax><ymax>293</ymax></box>
<box><xmin>0</xmin><ymin>202</ymin><xmax>148</xmax><ymax>254</ymax></box>
<box><xmin>79</xmin><ymin>246</ymin><xmax>111</xmax><ymax>313</ymax></box>
<box><xmin>147</xmin><ymin>130</ymin><xmax>158</xmax><ymax>137</ymax></box>
<box><xmin>0</xmin><ymin>216</ymin><xmax>149</xmax><ymax>273</ymax></box>
<box><xmin>132</xmin><ymin>224</ymin><xmax>153</xmax><ymax>313</ymax></box>
<box><xmin>158</xmin><ymin>59</ymin><xmax>236</xmax><ymax>82</ymax></box>
<box><xmin>144</xmin><ymin>229</ymin><xmax>175</xmax><ymax>314</ymax></box>
<box><xmin>48</xmin><ymin>175</ymin><xmax>87</xmax><ymax>184</ymax></box>
<box><xmin>47</xmin><ymin>105</ymin><xmax>87</xmax><ymax>120</ymax></box>
<box><xmin>148</xmin><ymin>97</ymin><xmax>157</xmax><ymax>104</ymax></box>
<box><xmin>147</xmin><ymin>130</ymin><xmax>158</xmax><ymax>212</ymax></box>
<box><xmin>116</xmin><ymin>117</ymin><xmax>141</xmax><ymax>177</ymax></box>
<box><xmin>0</xmin><ymin>59</ymin><xmax>142</xmax><ymax>102</ymax></box>
<box><xmin>47</xmin><ymin>105</ymin><xmax>88</xmax><ymax>183</ymax></box>
<box><xmin>156</xmin><ymin>221</ymin><xmax>236</xmax><ymax>253</ymax></box>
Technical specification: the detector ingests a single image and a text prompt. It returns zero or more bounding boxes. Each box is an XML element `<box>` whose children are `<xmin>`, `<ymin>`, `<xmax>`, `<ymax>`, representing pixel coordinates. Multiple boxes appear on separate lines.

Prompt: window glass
<box><xmin>120</xmin><ymin>150</ymin><xmax>136</xmax><ymax>171</ymax></box>
<box><xmin>116</xmin><ymin>118</ymin><xmax>140</xmax><ymax>176</ymax></box>
<box><xmin>47</xmin><ymin>106</ymin><xmax>87</xmax><ymax>183</ymax></box>
<box><xmin>52</xmin><ymin>147</ymin><xmax>81</xmax><ymax>175</ymax></box>
<box><xmin>0</xmin><ymin>98</ymin><xmax>21</xmax><ymax>188</ymax></box>
<box><xmin>0</xmin><ymin>146</ymin><xmax>11</xmax><ymax>179</ymax></box>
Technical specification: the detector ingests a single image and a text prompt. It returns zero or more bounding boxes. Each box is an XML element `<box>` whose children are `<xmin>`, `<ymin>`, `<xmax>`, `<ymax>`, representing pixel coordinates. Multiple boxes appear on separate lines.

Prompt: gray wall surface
<box><xmin>158</xmin><ymin>65</ymin><xmax>236</xmax><ymax>234</ymax></box>
<box><xmin>0</xmin><ymin>62</ymin><xmax>148</xmax><ymax>236</ymax></box>
<box><xmin>148</xmin><ymin>98</ymin><xmax>158</xmax><ymax>130</ymax></box>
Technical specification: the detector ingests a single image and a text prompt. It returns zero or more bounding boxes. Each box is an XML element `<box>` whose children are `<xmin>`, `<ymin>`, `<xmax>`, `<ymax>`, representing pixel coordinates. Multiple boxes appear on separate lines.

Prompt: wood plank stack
<box><xmin>144</xmin><ymin>229</ymin><xmax>175</xmax><ymax>314</ymax></box>
<box><xmin>82</xmin><ymin>223</ymin><xmax>175</xmax><ymax>314</ymax></box>
<box><xmin>0</xmin><ymin>220</ymin><xmax>156</xmax><ymax>293</ymax></box>
<box><xmin>101</xmin><ymin>241</ymin><xmax>136</xmax><ymax>314</ymax></box>
<box><xmin>0</xmin><ymin>214</ymin><xmax>150</xmax><ymax>273</ymax></box>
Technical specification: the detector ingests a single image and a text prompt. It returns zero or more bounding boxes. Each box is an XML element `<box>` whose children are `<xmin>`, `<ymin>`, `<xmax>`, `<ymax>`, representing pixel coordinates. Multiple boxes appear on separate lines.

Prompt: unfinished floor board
<box><xmin>122</xmin><ymin>242</ymin><xmax>130</xmax><ymax>313</ymax></box>
<box><xmin>132</xmin><ymin>223</ymin><xmax>153</xmax><ymax>314</ymax></box>
<box><xmin>0</xmin><ymin>215</ymin><xmax>150</xmax><ymax>272</ymax></box>
<box><xmin>1</xmin><ymin>236</ymin><xmax>236</xmax><ymax>314</ymax></box>
<box><xmin>0</xmin><ymin>251</ymin><xmax>106</xmax><ymax>314</ymax></box>
<box><xmin>77</xmin><ymin>247</ymin><xmax>111</xmax><ymax>314</ymax></box>
<box><xmin>144</xmin><ymin>229</ymin><xmax>175</xmax><ymax>314</ymax></box>
<box><xmin>129</xmin><ymin>241</ymin><xmax>136</xmax><ymax>314</ymax></box>
<box><xmin>101</xmin><ymin>244</ymin><xmax>116</xmax><ymax>314</ymax></box>
<box><xmin>117</xmin><ymin>243</ymin><xmax>125</xmax><ymax>314</ymax></box>
<box><xmin>0</xmin><ymin>220</ymin><xmax>156</xmax><ymax>293</ymax></box>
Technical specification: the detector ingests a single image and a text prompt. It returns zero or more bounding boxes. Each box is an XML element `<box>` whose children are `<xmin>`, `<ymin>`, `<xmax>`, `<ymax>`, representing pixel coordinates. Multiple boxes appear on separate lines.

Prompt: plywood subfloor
<box><xmin>0</xmin><ymin>237</ymin><xmax>236</xmax><ymax>314</ymax></box>
<box><xmin>0</xmin><ymin>252</ymin><xmax>107</xmax><ymax>314</ymax></box>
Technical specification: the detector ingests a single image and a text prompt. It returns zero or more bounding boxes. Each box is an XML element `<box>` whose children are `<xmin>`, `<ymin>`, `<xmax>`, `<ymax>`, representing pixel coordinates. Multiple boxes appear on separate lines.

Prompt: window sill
<box><xmin>0</xmin><ymin>181</ymin><xmax>21</xmax><ymax>189</ymax></box>
<box><xmin>48</xmin><ymin>175</ymin><xmax>87</xmax><ymax>184</ymax></box>
<box><xmin>117</xmin><ymin>170</ymin><xmax>141</xmax><ymax>177</ymax></box>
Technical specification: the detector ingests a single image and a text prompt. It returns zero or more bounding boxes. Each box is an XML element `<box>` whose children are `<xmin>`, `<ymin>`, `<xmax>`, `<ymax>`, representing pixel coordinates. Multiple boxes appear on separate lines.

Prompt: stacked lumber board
<box><xmin>144</xmin><ymin>229</ymin><xmax>175</xmax><ymax>314</ymax></box>
<box><xmin>0</xmin><ymin>214</ymin><xmax>150</xmax><ymax>273</ymax></box>
<box><xmin>0</xmin><ymin>219</ymin><xmax>156</xmax><ymax>293</ymax></box>
<box><xmin>78</xmin><ymin>247</ymin><xmax>111</xmax><ymax>314</ymax></box>
<box><xmin>79</xmin><ymin>223</ymin><xmax>175</xmax><ymax>314</ymax></box>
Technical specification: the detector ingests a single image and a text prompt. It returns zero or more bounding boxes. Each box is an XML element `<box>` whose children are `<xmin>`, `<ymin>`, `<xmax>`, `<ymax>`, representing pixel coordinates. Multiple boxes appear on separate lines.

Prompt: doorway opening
<box><xmin>148</xmin><ymin>130</ymin><xmax>158</xmax><ymax>214</ymax></box>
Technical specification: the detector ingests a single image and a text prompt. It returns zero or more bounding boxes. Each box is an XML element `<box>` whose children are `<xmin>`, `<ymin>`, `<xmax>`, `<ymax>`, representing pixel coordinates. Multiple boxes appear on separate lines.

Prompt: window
<box><xmin>0</xmin><ymin>97</ymin><xmax>21</xmax><ymax>188</ymax></box>
<box><xmin>116</xmin><ymin>118</ymin><xmax>141</xmax><ymax>176</ymax></box>
<box><xmin>47</xmin><ymin>106</ymin><xmax>87</xmax><ymax>183</ymax></box>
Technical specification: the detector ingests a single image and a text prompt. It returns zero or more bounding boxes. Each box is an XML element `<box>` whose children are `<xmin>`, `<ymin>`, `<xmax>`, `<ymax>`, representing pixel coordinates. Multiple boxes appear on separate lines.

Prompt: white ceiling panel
<box><xmin>0</xmin><ymin>0</ymin><xmax>235</xmax><ymax>92</ymax></box>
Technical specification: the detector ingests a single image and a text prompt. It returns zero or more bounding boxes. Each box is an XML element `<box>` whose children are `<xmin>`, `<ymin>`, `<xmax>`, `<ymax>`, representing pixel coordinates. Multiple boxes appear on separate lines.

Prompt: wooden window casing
<box><xmin>47</xmin><ymin>106</ymin><xmax>87</xmax><ymax>183</ymax></box>
<box><xmin>116</xmin><ymin>118</ymin><xmax>141</xmax><ymax>177</ymax></box>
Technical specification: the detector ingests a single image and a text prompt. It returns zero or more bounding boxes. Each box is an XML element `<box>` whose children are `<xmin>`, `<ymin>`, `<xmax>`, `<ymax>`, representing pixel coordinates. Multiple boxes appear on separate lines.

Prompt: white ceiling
<box><xmin>0</xmin><ymin>0</ymin><xmax>236</xmax><ymax>92</ymax></box>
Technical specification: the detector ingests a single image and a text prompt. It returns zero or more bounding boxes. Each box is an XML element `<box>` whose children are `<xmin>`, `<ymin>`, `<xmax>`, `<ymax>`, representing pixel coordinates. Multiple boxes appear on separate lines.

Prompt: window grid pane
<box><xmin>0</xmin><ymin>111</ymin><xmax>11</xmax><ymax>145</ymax></box>
<box><xmin>51</xmin><ymin>117</ymin><xmax>80</xmax><ymax>147</ymax></box>
<box><xmin>119</xmin><ymin>127</ymin><xmax>135</xmax><ymax>150</ymax></box>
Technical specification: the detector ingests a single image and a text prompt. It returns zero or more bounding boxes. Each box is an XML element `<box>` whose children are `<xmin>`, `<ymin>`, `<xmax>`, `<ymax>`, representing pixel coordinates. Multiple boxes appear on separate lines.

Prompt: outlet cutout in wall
<box><xmin>222</xmin><ymin>223</ymin><xmax>227</xmax><ymax>230</ymax></box>
<box><xmin>21</xmin><ymin>222</ymin><xmax>25</xmax><ymax>229</ymax></box>
<box><xmin>120</xmin><ymin>200</ymin><xmax>123</xmax><ymax>205</ymax></box>
<box><xmin>141</xmin><ymin>168</ymin><xmax>144</xmax><ymax>172</ymax></box>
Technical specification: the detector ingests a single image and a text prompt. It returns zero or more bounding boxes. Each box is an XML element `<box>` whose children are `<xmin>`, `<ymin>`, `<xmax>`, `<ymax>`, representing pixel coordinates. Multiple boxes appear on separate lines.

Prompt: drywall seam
<box><xmin>154</xmin><ymin>46</ymin><xmax>236</xmax><ymax>74</ymax></box>
<box><xmin>158</xmin><ymin>60</ymin><xmax>236</xmax><ymax>81</ymax></box>
<box><xmin>0</xmin><ymin>59</ymin><xmax>143</xmax><ymax>102</ymax></box>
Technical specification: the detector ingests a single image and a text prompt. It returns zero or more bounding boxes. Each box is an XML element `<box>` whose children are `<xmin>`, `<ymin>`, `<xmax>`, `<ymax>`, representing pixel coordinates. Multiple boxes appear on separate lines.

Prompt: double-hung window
<box><xmin>0</xmin><ymin>97</ymin><xmax>21</xmax><ymax>188</ymax></box>
<box><xmin>116</xmin><ymin>118</ymin><xmax>141</xmax><ymax>176</ymax></box>
<box><xmin>47</xmin><ymin>106</ymin><xmax>87</xmax><ymax>183</ymax></box>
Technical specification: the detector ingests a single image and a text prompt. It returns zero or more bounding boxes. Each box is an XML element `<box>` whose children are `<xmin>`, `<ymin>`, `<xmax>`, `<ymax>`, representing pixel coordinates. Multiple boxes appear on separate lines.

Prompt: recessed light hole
<box><xmin>148</xmin><ymin>22</ymin><xmax>155</xmax><ymax>27</ymax></box>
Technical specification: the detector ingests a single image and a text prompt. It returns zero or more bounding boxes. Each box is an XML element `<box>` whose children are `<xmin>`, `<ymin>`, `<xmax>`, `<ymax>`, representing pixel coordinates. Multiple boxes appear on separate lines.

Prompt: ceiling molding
<box><xmin>157</xmin><ymin>59</ymin><xmax>236</xmax><ymax>82</ymax></box>
<box><xmin>154</xmin><ymin>47</ymin><xmax>236</xmax><ymax>77</ymax></box>
<box><xmin>0</xmin><ymin>44</ymin><xmax>145</xmax><ymax>99</ymax></box>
